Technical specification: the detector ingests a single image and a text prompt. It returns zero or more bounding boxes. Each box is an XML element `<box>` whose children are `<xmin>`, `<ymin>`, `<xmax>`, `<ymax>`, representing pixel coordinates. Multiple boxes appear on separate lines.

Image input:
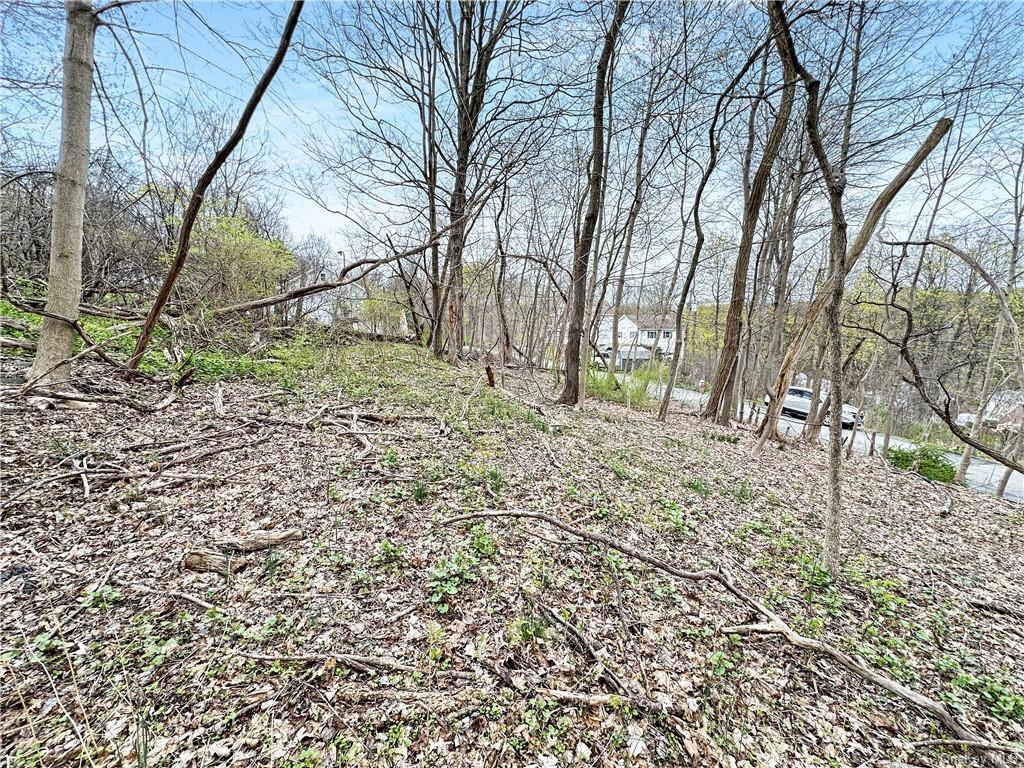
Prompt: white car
<box><xmin>766</xmin><ymin>386</ymin><xmax>864</xmax><ymax>429</ymax></box>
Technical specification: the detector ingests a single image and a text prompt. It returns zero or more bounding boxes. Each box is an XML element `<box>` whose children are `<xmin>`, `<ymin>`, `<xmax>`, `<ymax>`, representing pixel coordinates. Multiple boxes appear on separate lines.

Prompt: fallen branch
<box><xmin>442</xmin><ymin>509</ymin><xmax>1002</xmax><ymax>763</ymax></box>
<box><xmin>212</xmin><ymin>529</ymin><xmax>302</xmax><ymax>553</ymax></box>
<box><xmin>128</xmin><ymin>0</ymin><xmax>306</xmax><ymax>369</ymax></box>
<box><xmin>1</xmin><ymin>335</ymin><xmax>35</xmax><ymax>351</ymax></box>
<box><xmin>20</xmin><ymin>386</ymin><xmax>176</xmax><ymax>413</ymax></box>
<box><xmin>910</xmin><ymin>738</ymin><xmax>1022</xmax><ymax>756</ymax></box>
<box><xmin>159</xmin><ymin>433</ymin><xmax>270</xmax><ymax>472</ymax></box>
<box><xmin>239</xmin><ymin>651</ymin><xmax>473</xmax><ymax>680</ymax></box>
<box><xmin>967</xmin><ymin>598</ymin><xmax>1024</xmax><ymax>622</ymax></box>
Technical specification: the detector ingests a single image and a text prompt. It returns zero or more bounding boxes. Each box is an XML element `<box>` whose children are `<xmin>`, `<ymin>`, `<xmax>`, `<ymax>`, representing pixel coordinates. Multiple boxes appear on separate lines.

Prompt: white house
<box><xmin>594</xmin><ymin>313</ymin><xmax>679</xmax><ymax>366</ymax></box>
<box><xmin>634</xmin><ymin>314</ymin><xmax>678</xmax><ymax>357</ymax></box>
<box><xmin>983</xmin><ymin>390</ymin><xmax>1024</xmax><ymax>426</ymax></box>
<box><xmin>595</xmin><ymin>313</ymin><xmax>639</xmax><ymax>356</ymax></box>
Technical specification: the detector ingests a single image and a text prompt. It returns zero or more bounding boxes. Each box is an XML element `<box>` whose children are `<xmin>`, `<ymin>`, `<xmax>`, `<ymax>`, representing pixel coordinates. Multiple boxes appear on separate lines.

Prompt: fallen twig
<box><xmin>911</xmin><ymin>738</ymin><xmax>1022</xmax><ymax>755</ymax></box>
<box><xmin>442</xmin><ymin>509</ymin><xmax>1004</xmax><ymax>763</ymax></box>
<box><xmin>126</xmin><ymin>583</ymin><xmax>218</xmax><ymax>612</ymax></box>
<box><xmin>238</xmin><ymin>651</ymin><xmax>473</xmax><ymax>680</ymax></box>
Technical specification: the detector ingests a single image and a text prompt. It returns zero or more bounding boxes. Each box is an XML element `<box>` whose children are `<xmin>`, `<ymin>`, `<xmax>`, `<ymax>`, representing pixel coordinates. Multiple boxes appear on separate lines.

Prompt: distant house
<box><xmin>983</xmin><ymin>390</ymin><xmax>1024</xmax><ymax>426</ymax></box>
<box><xmin>595</xmin><ymin>313</ymin><xmax>638</xmax><ymax>351</ymax></box>
<box><xmin>634</xmin><ymin>314</ymin><xmax>678</xmax><ymax>357</ymax></box>
<box><xmin>594</xmin><ymin>312</ymin><xmax>679</xmax><ymax>368</ymax></box>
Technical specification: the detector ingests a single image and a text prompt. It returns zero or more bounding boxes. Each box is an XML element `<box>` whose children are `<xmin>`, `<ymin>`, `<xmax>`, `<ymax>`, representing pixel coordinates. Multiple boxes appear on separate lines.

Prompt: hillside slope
<box><xmin>2</xmin><ymin>343</ymin><xmax>1022</xmax><ymax>767</ymax></box>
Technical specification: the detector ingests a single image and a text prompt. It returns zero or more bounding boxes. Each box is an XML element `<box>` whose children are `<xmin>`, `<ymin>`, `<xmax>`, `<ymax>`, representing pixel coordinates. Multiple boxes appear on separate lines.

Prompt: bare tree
<box><xmin>558</xmin><ymin>0</ymin><xmax>630</xmax><ymax>406</ymax></box>
<box><xmin>26</xmin><ymin>1</ymin><xmax>97</xmax><ymax>386</ymax></box>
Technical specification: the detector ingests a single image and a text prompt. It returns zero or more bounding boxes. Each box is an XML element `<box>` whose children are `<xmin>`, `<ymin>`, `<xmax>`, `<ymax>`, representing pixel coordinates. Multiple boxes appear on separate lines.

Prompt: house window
<box><xmin>647</xmin><ymin>330</ymin><xmax>656</xmax><ymax>339</ymax></box>
<box><xmin>663</xmin><ymin>330</ymin><xmax>671</xmax><ymax>338</ymax></box>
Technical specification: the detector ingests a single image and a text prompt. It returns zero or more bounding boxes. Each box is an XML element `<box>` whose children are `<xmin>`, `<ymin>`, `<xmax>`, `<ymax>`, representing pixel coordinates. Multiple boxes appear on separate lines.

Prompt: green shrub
<box><xmin>586</xmin><ymin>368</ymin><xmax>651</xmax><ymax>408</ymax></box>
<box><xmin>887</xmin><ymin>445</ymin><xmax>956</xmax><ymax>483</ymax></box>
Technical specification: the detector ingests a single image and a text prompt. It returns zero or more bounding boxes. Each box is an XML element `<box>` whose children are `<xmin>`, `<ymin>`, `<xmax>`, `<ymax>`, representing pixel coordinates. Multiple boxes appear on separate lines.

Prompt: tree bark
<box><xmin>27</xmin><ymin>1</ymin><xmax>97</xmax><ymax>386</ymax></box>
<box><xmin>557</xmin><ymin>0</ymin><xmax>629</xmax><ymax>405</ymax></box>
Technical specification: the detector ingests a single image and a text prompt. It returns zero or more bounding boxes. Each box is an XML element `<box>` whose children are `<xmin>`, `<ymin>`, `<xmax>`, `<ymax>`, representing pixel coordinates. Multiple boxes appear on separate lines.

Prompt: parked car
<box><xmin>765</xmin><ymin>386</ymin><xmax>864</xmax><ymax>429</ymax></box>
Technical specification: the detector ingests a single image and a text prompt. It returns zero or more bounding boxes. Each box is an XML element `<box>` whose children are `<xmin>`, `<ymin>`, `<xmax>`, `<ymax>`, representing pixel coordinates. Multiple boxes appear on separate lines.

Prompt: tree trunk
<box><xmin>27</xmin><ymin>1</ymin><xmax>96</xmax><ymax>386</ymax></box>
<box><xmin>444</xmin><ymin>152</ymin><xmax>469</xmax><ymax>362</ymax></box>
<box><xmin>768</xmin><ymin>0</ymin><xmax>855</xmax><ymax>576</ymax></box>
<box><xmin>703</xmin><ymin>23</ymin><xmax>796</xmax><ymax>425</ymax></box>
<box><xmin>557</xmin><ymin>0</ymin><xmax>629</xmax><ymax>405</ymax></box>
<box><xmin>656</xmin><ymin>40</ymin><xmax>776</xmax><ymax>422</ymax></box>
<box><xmin>756</xmin><ymin>142</ymin><xmax>808</xmax><ymax>403</ymax></box>
<box><xmin>996</xmin><ymin>429</ymin><xmax>1023</xmax><ymax>498</ymax></box>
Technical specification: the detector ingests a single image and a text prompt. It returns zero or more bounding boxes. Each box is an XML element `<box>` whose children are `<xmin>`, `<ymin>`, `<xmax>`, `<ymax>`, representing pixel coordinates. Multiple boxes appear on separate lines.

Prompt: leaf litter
<box><xmin>1</xmin><ymin>343</ymin><xmax>1022</xmax><ymax>767</ymax></box>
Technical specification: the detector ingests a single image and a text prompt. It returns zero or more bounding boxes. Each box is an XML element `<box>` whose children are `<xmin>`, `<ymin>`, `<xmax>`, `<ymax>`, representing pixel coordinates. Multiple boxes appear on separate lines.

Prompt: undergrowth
<box><xmin>1</xmin><ymin>300</ymin><xmax>551</xmax><ymax>434</ymax></box>
<box><xmin>887</xmin><ymin>444</ymin><xmax>957</xmax><ymax>484</ymax></box>
<box><xmin>586</xmin><ymin>367</ymin><xmax>651</xmax><ymax>408</ymax></box>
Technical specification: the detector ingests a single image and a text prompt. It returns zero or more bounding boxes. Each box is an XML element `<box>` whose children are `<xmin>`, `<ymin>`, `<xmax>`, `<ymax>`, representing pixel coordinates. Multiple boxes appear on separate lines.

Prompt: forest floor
<box><xmin>2</xmin><ymin>340</ymin><xmax>1023</xmax><ymax>768</ymax></box>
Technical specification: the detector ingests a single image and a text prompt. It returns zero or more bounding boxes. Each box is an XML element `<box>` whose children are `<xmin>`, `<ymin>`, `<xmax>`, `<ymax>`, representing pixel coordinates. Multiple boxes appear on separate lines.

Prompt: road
<box><xmin>644</xmin><ymin>380</ymin><xmax>1023</xmax><ymax>504</ymax></box>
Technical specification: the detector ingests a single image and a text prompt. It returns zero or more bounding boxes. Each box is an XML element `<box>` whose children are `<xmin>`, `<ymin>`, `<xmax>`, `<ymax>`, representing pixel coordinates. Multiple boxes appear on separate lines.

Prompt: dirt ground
<box><xmin>2</xmin><ymin>344</ymin><xmax>1022</xmax><ymax>767</ymax></box>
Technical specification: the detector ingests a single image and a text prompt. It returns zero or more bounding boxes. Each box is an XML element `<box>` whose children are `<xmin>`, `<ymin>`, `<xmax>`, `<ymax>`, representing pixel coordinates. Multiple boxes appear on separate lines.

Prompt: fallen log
<box><xmin>1</xmin><ymin>335</ymin><xmax>35</xmax><ymax>351</ymax></box>
<box><xmin>212</xmin><ymin>528</ymin><xmax>302</xmax><ymax>553</ymax></box>
<box><xmin>184</xmin><ymin>528</ymin><xmax>301</xmax><ymax>576</ymax></box>
<box><xmin>183</xmin><ymin>548</ymin><xmax>249</xmax><ymax>577</ymax></box>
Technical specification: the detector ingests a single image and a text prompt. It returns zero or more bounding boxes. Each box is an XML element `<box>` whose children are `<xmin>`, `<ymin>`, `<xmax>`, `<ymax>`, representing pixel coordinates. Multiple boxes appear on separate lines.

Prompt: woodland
<box><xmin>1</xmin><ymin>1</ymin><xmax>1023</xmax><ymax>766</ymax></box>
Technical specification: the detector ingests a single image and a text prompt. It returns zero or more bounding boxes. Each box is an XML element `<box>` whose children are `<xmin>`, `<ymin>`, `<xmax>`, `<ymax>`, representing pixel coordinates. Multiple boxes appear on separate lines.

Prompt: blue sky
<box><xmin>3</xmin><ymin>0</ymin><xmax>1022</xmax><ymax>275</ymax></box>
<box><xmin>2</xmin><ymin>0</ymin><xmax>345</xmax><ymax>244</ymax></box>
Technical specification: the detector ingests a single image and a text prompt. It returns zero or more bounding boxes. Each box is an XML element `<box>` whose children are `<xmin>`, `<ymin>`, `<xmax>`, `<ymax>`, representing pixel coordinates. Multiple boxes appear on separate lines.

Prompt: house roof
<box><xmin>635</xmin><ymin>314</ymin><xmax>674</xmax><ymax>331</ymax></box>
<box><xmin>597</xmin><ymin>312</ymin><xmax>674</xmax><ymax>332</ymax></box>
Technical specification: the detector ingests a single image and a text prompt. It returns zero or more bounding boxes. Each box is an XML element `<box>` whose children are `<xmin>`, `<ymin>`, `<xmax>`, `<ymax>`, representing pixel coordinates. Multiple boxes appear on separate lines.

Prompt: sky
<box><xmin>3</xmin><ymin>0</ymin><xmax>1022</xmax><ymax>287</ymax></box>
<box><xmin>2</xmin><ymin>0</ymin><xmax>347</xmax><ymax>246</ymax></box>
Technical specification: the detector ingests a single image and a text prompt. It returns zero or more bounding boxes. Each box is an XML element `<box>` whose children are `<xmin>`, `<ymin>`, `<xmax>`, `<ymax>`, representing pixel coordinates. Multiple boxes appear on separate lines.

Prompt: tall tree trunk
<box><xmin>444</xmin><ymin>150</ymin><xmax>470</xmax><ymax>362</ymax></box>
<box><xmin>768</xmin><ymin>0</ymin><xmax>857</xmax><ymax>575</ymax></box>
<box><xmin>755</xmin><ymin>141</ymin><xmax>807</xmax><ymax>403</ymax></box>
<box><xmin>557</xmin><ymin>0</ymin><xmax>629</xmax><ymax>405</ymax></box>
<box><xmin>494</xmin><ymin>189</ymin><xmax>513</xmax><ymax>364</ymax></box>
<box><xmin>702</xmin><ymin>23</ymin><xmax>796</xmax><ymax>425</ymax></box>
<box><xmin>27</xmin><ymin>1</ymin><xmax>96</xmax><ymax>386</ymax></box>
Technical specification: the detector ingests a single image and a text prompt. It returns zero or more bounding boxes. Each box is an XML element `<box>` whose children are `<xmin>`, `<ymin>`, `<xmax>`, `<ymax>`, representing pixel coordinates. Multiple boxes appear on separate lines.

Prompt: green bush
<box><xmin>586</xmin><ymin>367</ymin><xmax>651</xmax><ymax>408</ymax></box>
<box><xmin>887</xmin><ymin>445</ymin><xmax>956</xmax><ymax>484</ymax></box>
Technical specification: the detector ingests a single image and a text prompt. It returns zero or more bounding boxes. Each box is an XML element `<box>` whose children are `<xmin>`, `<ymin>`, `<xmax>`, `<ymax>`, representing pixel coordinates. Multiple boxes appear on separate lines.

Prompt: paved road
<box><xmin>645</xmin><ymin>380</ymin><xmax>1023</xmax><ymax>504</ymax></box>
